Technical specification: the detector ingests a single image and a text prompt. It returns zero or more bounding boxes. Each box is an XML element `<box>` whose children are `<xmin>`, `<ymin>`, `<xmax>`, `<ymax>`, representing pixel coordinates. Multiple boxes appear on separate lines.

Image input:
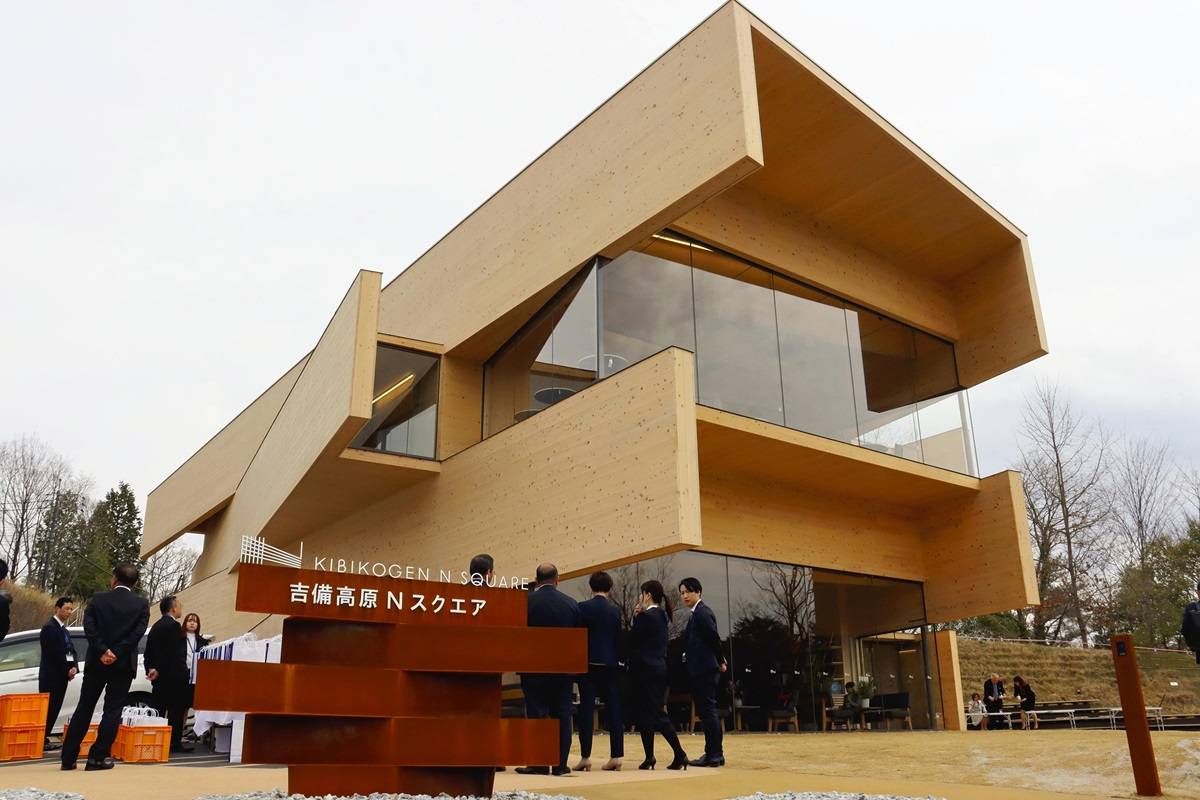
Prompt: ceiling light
<box><xmin>373</xmin><ymin>373</ymin><xmax>415</xmax><ymax>405</ymax></box>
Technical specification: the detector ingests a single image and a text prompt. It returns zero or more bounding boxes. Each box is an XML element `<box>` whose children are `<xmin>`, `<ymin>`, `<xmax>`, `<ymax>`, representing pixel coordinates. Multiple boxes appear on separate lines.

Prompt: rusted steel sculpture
<box><xmin>195</xmin><ymin>563</ymin><xmax>586</xmax><ymax>797</ymax></box>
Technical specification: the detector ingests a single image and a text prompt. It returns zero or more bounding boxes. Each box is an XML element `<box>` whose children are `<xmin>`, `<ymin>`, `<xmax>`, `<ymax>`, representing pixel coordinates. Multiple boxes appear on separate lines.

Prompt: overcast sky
<box><xmin>2</xmin><ymin>1</ymin><xmax>1197</xmax><ymax>518</ymax></box>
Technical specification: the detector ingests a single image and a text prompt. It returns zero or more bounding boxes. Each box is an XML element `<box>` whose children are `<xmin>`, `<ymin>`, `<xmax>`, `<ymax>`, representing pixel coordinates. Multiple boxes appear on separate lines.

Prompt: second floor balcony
<box><xmin>481</xmin><ymin>230</ymin><xmax>979</xmax><ymax>477</ymax></box>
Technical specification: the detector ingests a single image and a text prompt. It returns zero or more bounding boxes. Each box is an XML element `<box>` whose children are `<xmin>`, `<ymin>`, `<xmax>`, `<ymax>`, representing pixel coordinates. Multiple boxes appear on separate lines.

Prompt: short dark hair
<box><xmin>0</xmin><ymin>558</ymin><xmax>8</xmax><ymax>582</ymax></box>
<box><xmin>55</xmin><ymin>596</ymin><xmax>73</xmax><ymax>608</ymax></box>
<box><xmin>679</xmin><ymin>577</ymin><xmax>703</xmax><ymax>594</ymax></box>
<box><xmin>469</xmin><ymin>553</ymin><xmax>494</xmax><ymax>578</ymax></box>
<box><xmin>113</xmin><ymin>563</ymin><xmax>139</xmax><ymax>587</ymax></box>
<box><xmin>588</xmin><ymin>571</ymin><xmax>613</xmax><ymax>593</ymax></box>
<box><xmin>159</xmin><ymin>595</ymin><xmax>178</xmax><ymax>615</ymax></box>
<box><xmin>535</xmin><ymin>563</ymin><xmax>559</xmax><ymax>584</ymax></box>
<box><xmin>845</xmin><ymin>681</ymin><xmax>856</xmax><ymax>690</ymax></box>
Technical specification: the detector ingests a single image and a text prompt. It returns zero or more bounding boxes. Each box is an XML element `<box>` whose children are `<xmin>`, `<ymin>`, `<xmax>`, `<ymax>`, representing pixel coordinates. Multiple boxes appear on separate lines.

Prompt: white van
<box><xmin>0</xmin><ymin>627</ymin><xmax>155</xmax><ymax>731</ymax></box>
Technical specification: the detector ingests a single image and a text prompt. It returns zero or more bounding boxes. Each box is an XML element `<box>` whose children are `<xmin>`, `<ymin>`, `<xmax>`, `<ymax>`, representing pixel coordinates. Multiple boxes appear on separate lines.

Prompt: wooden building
<box><xmin>143</xmin><ymin>2</ymin><xmax>1044</xmax><ymax>732</ymax></box>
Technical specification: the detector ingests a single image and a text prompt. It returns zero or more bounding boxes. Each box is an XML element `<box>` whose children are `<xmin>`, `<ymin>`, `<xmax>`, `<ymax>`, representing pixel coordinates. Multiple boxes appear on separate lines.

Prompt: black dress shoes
<box><xmin>515</xmin><ymin>766</ymin><xmax>550</xmax><ymax>775</ymax></box>
<box><xmin>550</xmin><ymin>765</ymin><xmax>571</xmax><ymax>776</ymax></box>
<box><xmin>688</xmin><ymin>755</ymin><xmax>724</xmax><ymax>767</ymax></box>
<box><xmin>60</xmin><ymin>762</ymin><xmax>76</xmax><ymax>771</ymax></box>
<box><xmin>85</xmin><ymin>758</ymin><xmax>116</xmax><ymax>771</ymax></box>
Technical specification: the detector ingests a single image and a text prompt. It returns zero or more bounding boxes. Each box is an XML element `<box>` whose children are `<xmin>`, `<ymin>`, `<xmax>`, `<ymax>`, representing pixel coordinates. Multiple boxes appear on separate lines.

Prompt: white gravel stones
<box><xmin>0</xmin><ymin>790</ymin><xmax>86</xmax><ymax>800</ymax></box>
<box><xmin>196</xmin><ymin>791</ymin><xmax>583</xmax><ymax>800</ymax></box>
<box><xmin>724</xmin><ymin>794</ymin><xmax>943</xmax><ymax>800</ymax></box>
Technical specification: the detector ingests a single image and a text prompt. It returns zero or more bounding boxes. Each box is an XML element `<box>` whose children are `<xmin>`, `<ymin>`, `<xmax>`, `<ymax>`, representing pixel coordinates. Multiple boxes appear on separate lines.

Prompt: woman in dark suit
<box><xmin>628</xmin><ymin>580</ymin><xmax>688</xmax><ymax>771</ymax></box>
<box><xmin>1012</xmin><ymin>675</ymin><xmax>1037</xmax><ymax>730</ymax></box>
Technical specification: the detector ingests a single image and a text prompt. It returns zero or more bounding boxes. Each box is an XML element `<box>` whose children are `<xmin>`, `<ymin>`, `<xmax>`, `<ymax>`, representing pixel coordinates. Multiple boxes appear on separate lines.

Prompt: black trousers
<box><xmin>521</xmin><ymin>674</ymin><xmax>573</xmax><ymax>769</ymax></box>
<box><xmin>689</xmin><ymin>669</ymin><xmax>723</xmax><ymax>758</ymax></box>
<box><xmin>577</xmin><ymin>664</ymin><xmax>624</xmax><ymax>759</ymax></box>
<box><xmin>153</xmin><ymin>678</ymin><xmax>188</xmax><ymax>748</ymax></box>
<box><xmin>39</xmin><ymin>676</ymin><xmax>67</xmax><ymax>740</ymax></box>
<box><xmin>61</xmin><ymin>666</ymin><xmax>133</xmax><ymax>766</ymax></box>
<box><xmin>631</xmin><ymin>669</ymin><xmax>684</xmax><ymax>762</ymax></box>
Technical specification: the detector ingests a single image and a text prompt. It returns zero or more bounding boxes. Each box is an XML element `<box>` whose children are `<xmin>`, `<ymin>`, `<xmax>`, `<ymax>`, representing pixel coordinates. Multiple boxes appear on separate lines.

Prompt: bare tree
<box><xmin>1021</xmin><ymin>453</ymin><xmax>1070</xmax><ymax>640</ymax></box>
<box><xmin>141</xmin><ymin>542</ymin><xmax>200</xmax><ymax>603</ymax></box>
<box><xmin>747</xmin><ymin>562</ymin><xmax>815</xmax><ymax>640</ymax></box>
<box><xmin>1018</xmin><ymin>381</ymin><xmax>1112</xmax><ymax>644</ymax></box>
<box><xmin>0</xmin><ymin>435</ymin><xmax>74</xmax><ymax>580</ymax></box>
<box><xmin>1110</xmin><ymin>438</ymin><xmax>1178</xmax><ymax>568</ymax></box>
<box><xmin>1179</xmin><ymin>467</ymin><xmax>1200</xmax><ymax>526</ymax></box>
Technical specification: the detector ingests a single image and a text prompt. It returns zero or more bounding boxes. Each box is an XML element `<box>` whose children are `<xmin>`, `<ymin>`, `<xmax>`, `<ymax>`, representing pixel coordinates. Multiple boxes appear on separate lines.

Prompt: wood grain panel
<box><xmin>675</xmin><ymin>183</ymin><xmax>959</xmax><ymax>341</ymax></box>
<box><xmin>933</xmin><ymin>629</ymin><xmax>966</xmax><ymax>731</ymax></box>
<box><xmin>376</xmin><ymin>3</ymin><xmax>764</xmax><ymax>358</ymax></box>
<box><xmin>195</xmin><ymin>662</ymin><xmax>499</xmax><ymax>717</ymax></box>
<box><xmin>142</xmin><ymin>356</ymin><xmax>308</xmax><ymax>557</ymax></box>
<box><xmin>200</xmin><ymin>271</ymin><xmax>381</xmax><ymax>568</ymax></box>
<box><xmin>437</xmin><ymin>356</ymin><xmax>483</xmax><ymax>458</ymax></box>
<box><xmin>922</xmin><ymin>470</ymin><xmax>1039</xmax><ymax>622</ymax></box>
<box><xmin>281</xmin><ymin>618</ymin><xmax>586</xmax><ymax>673</ymax></box>
<box><xmin>700</xmin><ymin>471</ymin><xmax>928</xmax><ymax>582</ymax></box>
<box><xmin>696</xmin><ymin>405</ymin><xmax>979</xmax><ymax>507</ymax></box>
<box><xmin>952</xmin><ymin>239</ymin><xmax>1048</xmax><ymax>386</ymax></box>
<box><xmin>302</xmin><ymin>348</ymin><xmax>701</xmax><ymax>585</ymax></box>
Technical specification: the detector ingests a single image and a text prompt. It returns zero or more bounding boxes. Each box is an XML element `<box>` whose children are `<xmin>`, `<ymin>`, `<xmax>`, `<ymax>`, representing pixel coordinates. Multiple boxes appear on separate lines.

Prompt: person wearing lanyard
<box><xmin>39</xmin><ymin>597</ymin><xmax>79</xmax><ymax>749</ymax></box>
<box><xmin>181</xmin><ymin>613</ymin><xmax>210</xmax><ymax>716</ymax></box>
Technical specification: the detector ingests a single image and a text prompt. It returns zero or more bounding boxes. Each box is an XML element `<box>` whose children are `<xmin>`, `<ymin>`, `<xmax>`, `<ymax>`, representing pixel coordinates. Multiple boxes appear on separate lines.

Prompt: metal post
<box><xmin>1111</xmin><ymin>634</ymin><xmax>1162</xmax><ymax>796</ymax></box>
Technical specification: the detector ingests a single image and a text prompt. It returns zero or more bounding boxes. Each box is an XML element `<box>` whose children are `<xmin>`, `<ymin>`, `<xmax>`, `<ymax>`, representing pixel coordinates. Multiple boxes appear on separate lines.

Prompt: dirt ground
<box><xmin>1</xmin><ymin>729</ymin><xmax>1197</xmax><ymax>800</ymax></box>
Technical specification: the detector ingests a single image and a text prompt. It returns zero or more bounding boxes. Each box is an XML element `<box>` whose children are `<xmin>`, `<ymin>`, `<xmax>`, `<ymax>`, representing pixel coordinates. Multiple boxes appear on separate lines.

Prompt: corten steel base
<box><xmin>196</xmin><ymin>563</ymin><xmax>586</xmax><ymax>797</ymax></box>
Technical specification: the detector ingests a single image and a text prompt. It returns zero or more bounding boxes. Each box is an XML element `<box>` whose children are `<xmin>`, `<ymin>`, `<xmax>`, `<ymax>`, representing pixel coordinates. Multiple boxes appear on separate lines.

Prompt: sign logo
<box><xmin>240</xmin><ymin>536</ymin><xmax>303</xmax><ymax>569</ymax></box>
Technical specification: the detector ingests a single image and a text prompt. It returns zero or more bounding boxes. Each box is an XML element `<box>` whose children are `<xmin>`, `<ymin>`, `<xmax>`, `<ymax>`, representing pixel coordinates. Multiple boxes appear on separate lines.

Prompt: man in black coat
<box><xmin>679</xmin><ymin>576</ymin><xmax>726</xmax><ymax>767</ymax></box>
<box><xmin>983</xmin><ymin>672</ymin><xmax>1007</xmax><ymax>729</ymax></box>
<box><xmin>61</xmin><ymin>564</ymin><xmax>150</xmax><ymax>771</ymax></box>
<box><xmin>574</xmin><ymin>570</ymin><xmax>624</xmax><ymax>770</ymax></box>
<box><xmin>144</xmin><ymin>594</ymin><xmax>192</xmax><ymax>753</ymax></box>
<box><xmin>516</xmin><ymin>563</ymin><xmax>582</xmax><ymax>777</ymax></box>
<box><xmin>39</xmin><ymin>596</ymin><xmax>79</xmax><ymax>748</ymax></box>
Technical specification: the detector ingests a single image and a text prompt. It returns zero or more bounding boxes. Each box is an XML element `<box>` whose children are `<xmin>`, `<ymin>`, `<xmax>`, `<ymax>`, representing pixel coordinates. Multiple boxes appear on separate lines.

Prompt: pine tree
<box><xmin>91</xmin><ymin>482</ymin><xmax>143</xmax><ymax>572</ymax></box>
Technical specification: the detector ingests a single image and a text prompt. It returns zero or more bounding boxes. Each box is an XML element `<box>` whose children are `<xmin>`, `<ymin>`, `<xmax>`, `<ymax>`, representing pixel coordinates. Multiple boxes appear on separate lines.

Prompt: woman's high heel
<box><xmin>573</xmin><ymin>758</ymin><xmax>592</xmax><ymax>772</ymax></box>
<box><xmin>667</xmin><ymin>754</ymin><xmax>689</xmax><ymax>771</ymax></box>
<box><xmin>638</xmin><ymin>757</ymin><xmax>656</xmax><ymax>770</ymax></box>
<box><xmin>601</xmin><ymin>758</ymin><xmax>623</xmax><ymax>771</ymax></box>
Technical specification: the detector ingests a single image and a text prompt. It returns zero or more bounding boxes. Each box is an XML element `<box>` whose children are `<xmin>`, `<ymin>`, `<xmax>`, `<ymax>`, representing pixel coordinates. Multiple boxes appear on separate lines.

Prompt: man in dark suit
<box><xmin>61</xmin><ymin>564</ymin><xmax>150</xmax><ymax>771</ymax></box>
<box><xmin>679</xmin><ymin>577</ymin><xmax>726</xmax><ymax>767</ymax></box>
<box><xmin>983</xmin><ymin>672</ymin><xmax>1007</xmax><ymax>729</ymax></box>
<box><xmin>39</xmin><ymin>596</ymin><xmax>79</xmax><ymax>748</ymax></box>
<box><xmin>516</xmin><ymin>563</ymin><xmax>582</xmax><ymax>777</ymax></box>
<box><xmin>144</xmin><ymin>594</ymin><xmax>192</xmax><ymax>753</ymax></box>
<box><xmin>574</xmin><ymin>570</ymin><xmax>624</xmax><ymax>770</ymax></box>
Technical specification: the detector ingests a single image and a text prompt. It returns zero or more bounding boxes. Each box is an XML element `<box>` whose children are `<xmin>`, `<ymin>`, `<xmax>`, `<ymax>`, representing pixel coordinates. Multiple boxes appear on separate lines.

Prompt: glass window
<box><xmin>846</xmin><ymin>309</ymin><xmax>923</xmax><ymax>462</ymax></box>
<box><xmin>0</xmin><ymin>638</ymin><xmax>40</xmax><ymax>672</ymax></box>
<box><xmin>917</xmin><ymin>393</ymin><xmax>977</xmax><ymax>475</ymax></box>
<box><xmin>693</xmin><ymin>250</ymin><xmax>784</xmax><ymax>426</ymax></box>
<box><xmin>484</xmin><ymin>263</ymin><xmax>598</xmax><ymax>436</ymax></box>
<box><xmin>774</xmin><ymin>281</ymin><xmax>859</xmax><ymax>443</ymax></box>
<box><xmin>599</xmin><ymin>244</ymin><xmax>695</xmax><ymax>378</ymax></box>
<box><xmin>351</xmin><ymin>344</ymin><xmax>440</xmax><ymax>459</ymax></box>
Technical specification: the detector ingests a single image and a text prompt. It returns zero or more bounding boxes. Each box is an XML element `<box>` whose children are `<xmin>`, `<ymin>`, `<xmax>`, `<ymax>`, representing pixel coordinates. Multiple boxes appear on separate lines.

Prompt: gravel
<box><xmin>0</xmin><ymin>790</ymin><xmax>86</xmax><ymax>800</ymax></box>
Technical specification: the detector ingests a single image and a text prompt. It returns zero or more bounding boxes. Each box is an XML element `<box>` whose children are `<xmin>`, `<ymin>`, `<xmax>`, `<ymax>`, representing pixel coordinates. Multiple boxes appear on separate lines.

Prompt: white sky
<box><xmin>2</xmin><ymin>1</ymin><xmax>1197</xmax><ymax>517</ymax></box>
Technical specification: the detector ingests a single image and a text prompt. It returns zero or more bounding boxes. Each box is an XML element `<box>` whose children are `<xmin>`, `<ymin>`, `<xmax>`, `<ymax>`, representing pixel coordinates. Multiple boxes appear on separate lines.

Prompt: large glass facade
<box><xmin>483</xmin><ymin>263</ymin><xmax>598</xmax><ymax>437</ymax></box>
<box><xmin>482</xmin><ymin>231</ymin><xmax>978</xmax><ymax>475</ymax></box>
<box><xmin>351</xmin><ymin>344</ymin><xmax>439</xmax><ymax>459</ymax></box>
<box><xmin>560</xmin><ymin>551</ymin><xmax>942</xmax><ymax>731</ymax></box>
<box><xmin>598</xmin><ymin>232</ymin><xmax>978</xmax><ymax>475</ymax></box>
